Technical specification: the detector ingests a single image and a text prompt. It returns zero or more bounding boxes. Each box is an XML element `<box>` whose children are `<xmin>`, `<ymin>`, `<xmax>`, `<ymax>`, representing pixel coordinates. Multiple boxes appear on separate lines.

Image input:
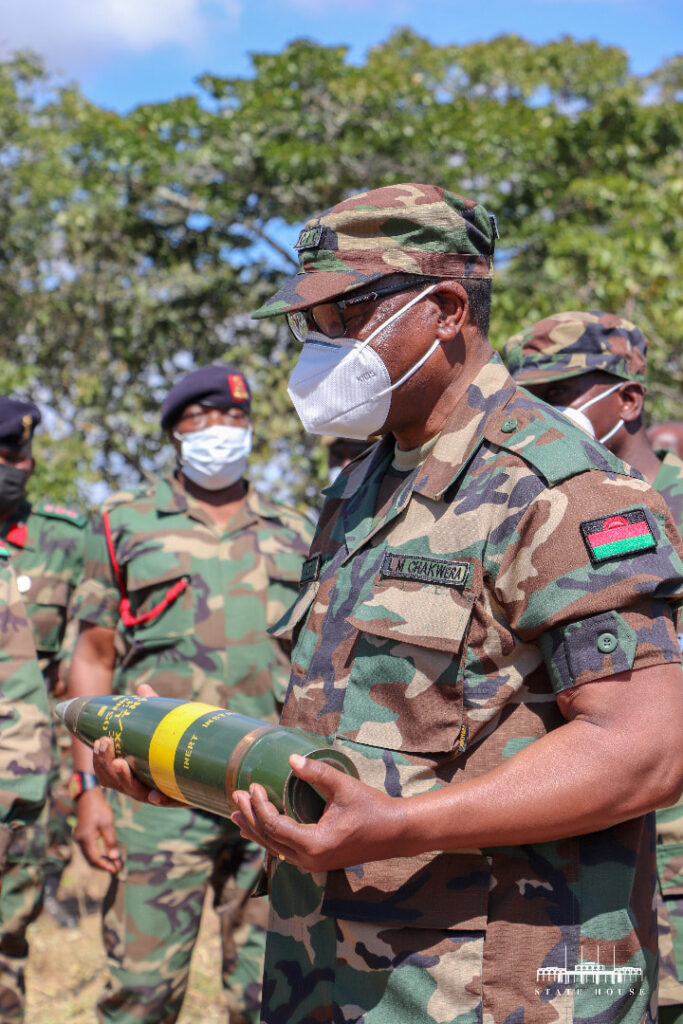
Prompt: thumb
<box><xmin>288</xmin><ymin>753</ymin><xmax>354</xmax><ymax>802</ymax></box>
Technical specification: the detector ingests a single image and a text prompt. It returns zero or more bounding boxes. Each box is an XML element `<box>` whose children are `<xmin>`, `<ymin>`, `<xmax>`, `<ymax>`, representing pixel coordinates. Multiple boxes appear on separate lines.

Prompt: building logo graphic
<box><xmin>536</xmin><ymin>945</ymin><xmax>643</xmax><ymax>996</ymax></box>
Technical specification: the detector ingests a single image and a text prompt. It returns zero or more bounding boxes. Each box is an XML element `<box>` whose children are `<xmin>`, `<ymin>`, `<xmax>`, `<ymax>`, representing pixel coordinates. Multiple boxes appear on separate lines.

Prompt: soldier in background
<box><xmin>68</xmin><ymin>364</ymin><xmax>313</xmax><ymax>1024</ymax></box>
<box><xmin>0</xmin><ymin>544</ymin><xmax>51</xmax><ymax>1023</ymax></box>
<box><xmin>504</xmin><ymin>311</ymin><xmax>683</xmax><ymax>1024</ymax></box>
<box><xmin>648</xmin><ymin>422</ymin><xmax>683</xmax><ymax>462</ymax></box>
<box><xmin>0</xmin><ymin>397</ymin><xmax>86</xmax><ymax>1021</ymax></box>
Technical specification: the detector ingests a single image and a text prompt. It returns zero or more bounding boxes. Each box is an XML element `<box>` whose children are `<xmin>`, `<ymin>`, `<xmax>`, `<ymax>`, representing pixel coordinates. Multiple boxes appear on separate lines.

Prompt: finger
<box><xmin>247</xmin><ymin>783</ymin><xmax>315</xmax><ymax>849</ymax></box>
<box><xmin>99</xmin><ymin>822</ymin><xmax>122</xmax><ymax>873</ymax></box>
<box><xmin>232</xmin><ymin>790</ymin><xmax>268</xmax><ymax>837</ymax></box>
<box><xmin>287</xmin><ymin>753</ymin><xmax>353</xmax><ymax>802</ymax></box>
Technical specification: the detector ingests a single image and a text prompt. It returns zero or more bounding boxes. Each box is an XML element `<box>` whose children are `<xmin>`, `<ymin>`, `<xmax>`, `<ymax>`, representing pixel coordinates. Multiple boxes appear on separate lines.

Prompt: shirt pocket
<box><xmin>21</xmin><ymin>576</ymin><xmax>69</xmax><ymax>654</ymax></box>
<box><xmin>321</xmin><ymin>850</ymin><xmax>491</xmax><ymax>931</ymax></box>
<box><xmin>120</xmin><ymin>552</ymin><xmax>193</xmax><ymax>650</ymax></box>
<box><xmin>339</xmin><ymin>576</ymin><xmax>478</xmax><ymax>753</ymax></box>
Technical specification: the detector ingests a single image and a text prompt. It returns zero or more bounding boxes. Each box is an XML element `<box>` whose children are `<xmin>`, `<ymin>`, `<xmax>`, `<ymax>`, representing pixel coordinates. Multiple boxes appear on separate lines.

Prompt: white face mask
<box><xmin>287</xmin><ymin>283</ymin><xmax>439</xmax><ymax>439</ymax></box>
<box><xmin>174</xmin><ymin>424</ymin><xmax>252</xmax><ymax>490</ymax></box>
<box><xmin>557</xmin><ymin>381</ymin><xmax>624</xmax><ymax>445</ymax></box>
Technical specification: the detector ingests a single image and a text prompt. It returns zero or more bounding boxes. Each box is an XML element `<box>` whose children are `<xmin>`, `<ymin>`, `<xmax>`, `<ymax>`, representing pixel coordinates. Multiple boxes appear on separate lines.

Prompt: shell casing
<box><xmin>56</xmin><ymin>694</ymin><xmax>357</xmax><ymax>823</ymax></box>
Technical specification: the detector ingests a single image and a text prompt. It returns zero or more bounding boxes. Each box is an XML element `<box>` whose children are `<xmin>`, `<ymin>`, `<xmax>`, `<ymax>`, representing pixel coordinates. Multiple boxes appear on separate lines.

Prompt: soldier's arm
<box><xmin>68</xmin><ymin>622</ymin><xmax>121</xmax><ymax>873</ymax></box>
<box><xmin>231</xmin><ymin>660</ymin><xmax>683</xmax><ymax>871</ymax></box>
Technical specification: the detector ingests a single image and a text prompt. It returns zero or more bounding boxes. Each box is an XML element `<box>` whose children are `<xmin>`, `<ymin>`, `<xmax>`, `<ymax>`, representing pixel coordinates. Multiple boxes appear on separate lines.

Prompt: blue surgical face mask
<box><xmin>174</xmin><ymin>424</ymin><xmax>252</xmax><ymax>490</ymax></box>
<box><xmin>557</xmin><ymin>381</ymin><xmax>624</xmax><ymax>445</ymax></box>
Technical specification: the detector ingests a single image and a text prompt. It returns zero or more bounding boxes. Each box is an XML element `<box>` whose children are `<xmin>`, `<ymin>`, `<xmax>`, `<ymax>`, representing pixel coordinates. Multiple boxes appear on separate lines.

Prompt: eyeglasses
<box><xmin>285</xmin><ymin>279</ymin><xmax>439</xmax><ymax>344</ymax></box>
<box><xmin>174</xmin><ymin>406</ymin><xmax>250</xmax><ymax>433</ymax></box>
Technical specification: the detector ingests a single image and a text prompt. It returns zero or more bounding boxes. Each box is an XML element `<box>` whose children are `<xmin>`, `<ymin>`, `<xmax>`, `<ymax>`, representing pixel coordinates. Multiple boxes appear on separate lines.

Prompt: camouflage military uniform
<box><xmin>0</xmin><ymin>546</ymin><xmax>51</xmax><ymax>1024</ymax></box>
<box><xmin>70</xmin><ymin>475</ymin><xmax>313</xmax><ymax>1024</ymax></box>
<box><xmin>2</xmin><ymin>499</ymin><xmax>87</xmax><ymax>864</ymax></box>
<box><xmin>266</xmin><ymin>354</ymin><xmax>683</xmax><ymax>1024</ymax></box>
<box><xmin>651</xmin><ymin>450</ymin><xmax>683</xmax><ymax>1016</ymax></box>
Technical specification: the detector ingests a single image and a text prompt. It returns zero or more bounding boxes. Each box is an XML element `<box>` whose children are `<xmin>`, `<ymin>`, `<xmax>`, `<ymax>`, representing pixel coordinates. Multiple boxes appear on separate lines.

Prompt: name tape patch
<box><xmin>581</xmin><ymin>509</ymin><xmax>656</xmax><ymax>565</ymax></box>
<box><xmin>380</xmin><ymin>551</ymin><xmax>473</xmax><ymax>588</ymax></box>
<box><xmin>294</xmin><ymin>225</ymin><xmax>323</xmax><ymax>251</ymax></box>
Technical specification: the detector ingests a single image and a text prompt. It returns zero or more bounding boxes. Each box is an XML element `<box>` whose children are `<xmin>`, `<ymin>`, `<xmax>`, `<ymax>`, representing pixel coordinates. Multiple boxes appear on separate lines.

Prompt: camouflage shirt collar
<box><xmin>414</xmin><ymin>353</ymin><xmax>516</xmax><ymax>500</ymax></box>
<box><xmin>654</xmin><ymin>449</ymin><xmax>683</xmax><ymax>483</ymax></box>
<box><xmin>332</xmin><ymin>354</ymin><xmax>516</xmax><ymax>503</ymax></box>
<box><xmin>155</xmin><ymin>474</ymin><xmax>274</xmax><ymax>529</ymax></box>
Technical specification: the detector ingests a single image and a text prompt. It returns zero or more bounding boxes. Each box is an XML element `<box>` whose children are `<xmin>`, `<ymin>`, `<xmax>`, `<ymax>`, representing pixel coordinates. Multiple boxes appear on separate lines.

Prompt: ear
<box><xmin>429</xmin><ymin>282</ymin><xmax>468</xmax><ymax>340</ymax></box>
<box><xmin>26</xmin><ymin>457</ymin><xmax>35</xmax><ymax>479</ymax></box>
<box><xmin>618</xmin><ymin>382</ymin><xmax>644</xmax><ymax>423</ymax></box>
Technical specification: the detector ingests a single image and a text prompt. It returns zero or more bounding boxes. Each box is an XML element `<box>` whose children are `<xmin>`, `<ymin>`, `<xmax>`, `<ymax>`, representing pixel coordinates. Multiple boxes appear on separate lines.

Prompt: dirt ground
<box><xmin>24</xmin><ymin>846</ymin><xmax>227</xmax><ymax>1023</ymax></box>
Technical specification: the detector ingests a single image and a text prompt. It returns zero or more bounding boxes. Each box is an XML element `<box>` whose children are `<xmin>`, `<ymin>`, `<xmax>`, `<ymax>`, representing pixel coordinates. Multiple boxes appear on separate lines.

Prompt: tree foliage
<box><xmin>0</xmin><ymin>34</ymin><xmax>681</xmax><ymax>510</ymax></box>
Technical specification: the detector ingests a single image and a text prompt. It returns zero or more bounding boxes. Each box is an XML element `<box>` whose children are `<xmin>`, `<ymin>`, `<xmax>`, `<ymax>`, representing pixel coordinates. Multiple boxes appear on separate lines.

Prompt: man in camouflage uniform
<box><xmin>68</xmin><ymin>364</ymin><xmax>313</xmax><ymax>1024</ymax></box>
<box><xmin>504</xmin><ymin>311</ymin><xmax>683</xmax><ymax>1023</ymax></box>
<box><xmin>0</xmin><ymin>397</ymin><xmax>86</xmax><ymax>1021</ymax></box>
<box><xmin>205</xmin><ymin>183</ymin><xmax>683</xmax><ymax>1024</ymax></box>
<box><xmin>0</xmin><ymin>542</ymin><xmax>51</xmax><ymax>1023</ymax></box>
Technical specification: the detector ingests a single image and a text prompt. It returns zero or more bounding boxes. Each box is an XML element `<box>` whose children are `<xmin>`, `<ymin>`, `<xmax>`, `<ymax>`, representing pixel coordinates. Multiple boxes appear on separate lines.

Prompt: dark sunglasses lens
<box><xmin>311</xmin><ymin>304</ymin><xmax>345</xmax><ymax>339</ymax></box>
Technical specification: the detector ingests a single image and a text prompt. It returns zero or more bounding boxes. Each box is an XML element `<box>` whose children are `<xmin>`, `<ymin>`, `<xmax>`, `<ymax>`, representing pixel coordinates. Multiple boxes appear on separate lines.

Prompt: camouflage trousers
<box><xmin>656</xmin><ymin>886</ymin><xmax>683</xmax><ymax>1020</ymax></box>
<box><xmin>0</xmin><ymin>813</ymin><xmax>47</xmax><ymax>1024</ymax></box>
<box><xmin>97</xmin><ymin>795</ymin><xmax>267</xmax><ymax>1024</ymax></box>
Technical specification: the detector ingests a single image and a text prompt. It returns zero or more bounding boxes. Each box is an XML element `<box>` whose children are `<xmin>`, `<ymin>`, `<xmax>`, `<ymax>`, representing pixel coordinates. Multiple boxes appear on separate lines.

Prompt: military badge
<box><xmin>294</xmin><ymin>225</ymin><xmax>323</xmax><ymax>251</ymax></box>
<box><xmin>581</xmin><ymin>509</ymin><xmax>656</xmax><ymax>564</ymax></box>
<box><xmin>227</xmin><ymin>374</ymin><xmax>249</xmax><ymax>401</ymax></box>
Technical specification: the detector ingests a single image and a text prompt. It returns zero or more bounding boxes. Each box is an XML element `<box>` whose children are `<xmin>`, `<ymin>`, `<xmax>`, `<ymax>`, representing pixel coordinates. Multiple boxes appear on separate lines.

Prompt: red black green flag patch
<box><xmin>581</xmin><ymin>509</ymin><xmax>656</xmax><ymax>564</ymax></box>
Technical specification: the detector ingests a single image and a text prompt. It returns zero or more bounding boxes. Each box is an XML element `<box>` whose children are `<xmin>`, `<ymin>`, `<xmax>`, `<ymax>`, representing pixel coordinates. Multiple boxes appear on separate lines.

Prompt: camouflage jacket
<box><xmin>0</xmin><ymin>546</ymin><xmax>50</xmax><ymax>869</ymax></box>
<box><xmin>1</xmin><ymin>499</ymin><xmax>87</xmax><ymax>676</ymax></box>
<box><xmin>273</xmin><ymin>354</ymin><xmax>683</xmax><ymax>1023</ymax></box>
<box><xmin>652</xmin><ymin>450</ymin><xmax>683</xmax><ymax>926</ymax></box>
<box><xmin>71</xmin><ymin>476</ymin><xmax>314</xmax><ymax>718</ymax></box>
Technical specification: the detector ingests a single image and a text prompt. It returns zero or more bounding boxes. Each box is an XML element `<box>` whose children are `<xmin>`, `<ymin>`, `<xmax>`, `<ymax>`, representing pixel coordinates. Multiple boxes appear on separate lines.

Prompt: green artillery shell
<box><xmin>57</xmin><ymin>694</ymin><xmax>357</xmax><ymax>823</ymax></box>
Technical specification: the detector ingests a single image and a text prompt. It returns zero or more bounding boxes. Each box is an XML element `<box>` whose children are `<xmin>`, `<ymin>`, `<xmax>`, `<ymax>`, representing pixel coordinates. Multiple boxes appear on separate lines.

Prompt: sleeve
<box><xmin>495</xmin><ymin>469</ymin><xmax>683</xmax><ymax>693</ymax></box>
<box><xmin>68</xmin><ymin>511</ymin><xmax>122</xmax><ymax>630</ymax></box>
<box><xmin>0</xmin><ymin>562</ymin><xmax>50</xmax><ymax>864</ymax></box>
<box><xmin>264</xmin><ymin>514</ymin><xmax>314</xmax><ymax>704</ymax></box>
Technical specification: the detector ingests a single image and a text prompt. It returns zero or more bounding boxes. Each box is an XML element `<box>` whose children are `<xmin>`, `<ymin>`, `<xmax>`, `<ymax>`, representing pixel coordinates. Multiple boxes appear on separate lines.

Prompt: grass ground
<box><xmin>24</xmin><ymin>847</ymin><xmax>227</xmax><ymax>1023</ymax></box>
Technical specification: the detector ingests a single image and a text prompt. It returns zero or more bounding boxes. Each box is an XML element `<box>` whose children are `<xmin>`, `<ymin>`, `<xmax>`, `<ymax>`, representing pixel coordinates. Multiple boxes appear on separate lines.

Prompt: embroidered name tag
<box><xmin>294</xmin><ymin>225</ymin><xmax>323</xmax><ymax>251</ymax></box>
<box><xmin>581</xmin><ymin>509</ymin><xmax>656</xmax><ymax>564</ymax></box>
<box><xmin>380</xmin><ymin>551</ymin><xmax>473</xmax><ymax>588</ymax></box>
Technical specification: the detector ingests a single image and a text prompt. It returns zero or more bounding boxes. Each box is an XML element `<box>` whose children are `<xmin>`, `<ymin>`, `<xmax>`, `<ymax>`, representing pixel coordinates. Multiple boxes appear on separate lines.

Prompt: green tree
<box><xmin>0</xmin><ymin>35</ymin><xmax>680</xmax><ymax>510</ymax></box>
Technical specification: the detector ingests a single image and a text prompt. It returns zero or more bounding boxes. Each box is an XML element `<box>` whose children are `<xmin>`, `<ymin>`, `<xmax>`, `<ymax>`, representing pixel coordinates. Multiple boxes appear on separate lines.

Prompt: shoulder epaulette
<box><xmin>485</xmin><ymin>403</ymin><xmax>630</xmax><ymax>487</ymax></box>
<box><xmin>35</xmin><ymin>502</ymin><xmax>88</xmax><ymax>528</ymax></box>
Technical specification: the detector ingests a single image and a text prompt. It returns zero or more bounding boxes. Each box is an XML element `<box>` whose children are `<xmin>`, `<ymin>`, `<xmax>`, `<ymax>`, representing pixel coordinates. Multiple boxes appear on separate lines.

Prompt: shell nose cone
<box><xmin>55</xmin><ymin>696</ymin><xmax>89</xmax><ymax>734</ymax></box>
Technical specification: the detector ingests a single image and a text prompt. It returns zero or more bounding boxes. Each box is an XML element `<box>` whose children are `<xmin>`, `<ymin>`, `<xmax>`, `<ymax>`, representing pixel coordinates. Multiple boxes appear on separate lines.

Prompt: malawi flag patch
<box><xmin>581</xmin><ymin>509</ymin><xmax>656</xmax><ymax>564</ymax></box>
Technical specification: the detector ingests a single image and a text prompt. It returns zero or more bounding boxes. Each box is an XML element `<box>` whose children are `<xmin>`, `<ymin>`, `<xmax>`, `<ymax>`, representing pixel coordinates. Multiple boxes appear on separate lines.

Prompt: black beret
<box><xmin>160</xmin><ymin>365</ymin><xmax>251</xmax><ymax>430</ymax></box>
<box><xmin>0</xmin><ymin>398</ymin><xmax>41</xmax><ymax>450</ymax></box>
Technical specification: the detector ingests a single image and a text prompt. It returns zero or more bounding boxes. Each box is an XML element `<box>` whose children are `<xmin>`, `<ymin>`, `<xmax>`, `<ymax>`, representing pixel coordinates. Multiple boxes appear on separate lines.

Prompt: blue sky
<box><xmin>0</xmin><ymin>0</ymin><xmax>679</xmax><ymax>112</ymax></box>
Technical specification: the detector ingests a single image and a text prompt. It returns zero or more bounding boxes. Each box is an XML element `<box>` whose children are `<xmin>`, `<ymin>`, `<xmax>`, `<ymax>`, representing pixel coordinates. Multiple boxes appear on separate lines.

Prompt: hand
<box><xmin>92</xmin><ymin>736</ymin><xmax>184</xmax><ymax>810</ymax></box>
<box><xmin>73</xmin><ymin>785</ymin><xmax>121</xmax><ymax>874</ymax></box>
<box><xmin>231</xmin><ymin>754</ymin><xmax>407</xmax><ymax>872</ymax></box>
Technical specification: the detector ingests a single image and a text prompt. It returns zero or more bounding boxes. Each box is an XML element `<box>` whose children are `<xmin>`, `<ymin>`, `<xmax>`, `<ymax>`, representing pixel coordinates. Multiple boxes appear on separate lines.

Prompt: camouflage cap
<box><xmin>252</xmin><ymin>183</ymin><xmax>497</xmax><ymax>319</ymax></box>
<box><xmin>503</xmin><ymin>311</ymin><xmax>648</xmax><ymax>386</ymax></box>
